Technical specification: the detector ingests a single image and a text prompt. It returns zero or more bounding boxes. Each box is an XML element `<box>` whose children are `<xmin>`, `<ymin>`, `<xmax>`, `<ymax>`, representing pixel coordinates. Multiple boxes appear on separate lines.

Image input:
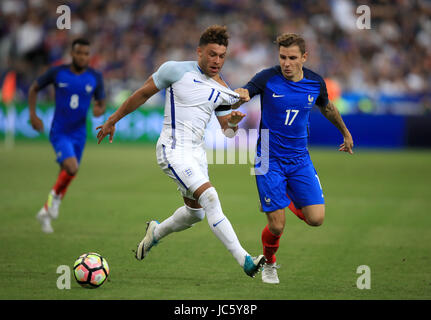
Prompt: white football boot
<box><xmin>135</xmin><ymin>220</ymin><xmax>160</xmax><ymax>260</ymax></box>
<box><xmin>36</xmin><ymin>207</ymin><xmax>54</xmax><ymax>234</ymax></box>
<box><xmin>262</xmin><ymin>262</ymin><xmax>280</xmax><ymax>284</ymax></box>
<box><xmin>46</xmin><ymin>190</ymin><xmax>61</xmax><ymax>219</ymax></box>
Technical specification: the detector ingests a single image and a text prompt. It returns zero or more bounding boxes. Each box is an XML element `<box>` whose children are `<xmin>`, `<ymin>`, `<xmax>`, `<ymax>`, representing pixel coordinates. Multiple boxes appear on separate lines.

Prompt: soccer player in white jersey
<box><xmin>96</xmin><ymin>25</ymin><xmax>265</xmax><ymax>278</ymax></box>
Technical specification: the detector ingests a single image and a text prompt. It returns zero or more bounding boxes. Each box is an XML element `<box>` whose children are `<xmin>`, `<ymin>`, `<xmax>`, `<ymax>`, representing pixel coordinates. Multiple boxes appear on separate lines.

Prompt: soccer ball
<box><xmin>73</xmin><ymin>252</ymin><xmax>109</xmax><ymax>288</ymax></box>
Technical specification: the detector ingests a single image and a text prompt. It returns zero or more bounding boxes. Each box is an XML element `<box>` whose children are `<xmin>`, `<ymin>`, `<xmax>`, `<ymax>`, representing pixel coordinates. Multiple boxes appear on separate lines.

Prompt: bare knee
<box><xmin>268</xmin><ymin>222</ymin><xmax>285</xmax><ymax>236</ymax></box>
<box><xmin>266</xmin><ymin>209</ymin><xmax>286</xmax><ymax>236</ymax></box>
<box><xmin>62</xmin><ymin>158</ymin><xmax>79</xmax><ymax>176</ymax></box>
<box><xmin>307</xmin><ymin>215</ymin><xmax>324</xmax><ymax>227</ymax></box>
<box><xmin>302</xmin><ymin>205</ymin><xmax>325</xmax><ymax>227</ymax></box>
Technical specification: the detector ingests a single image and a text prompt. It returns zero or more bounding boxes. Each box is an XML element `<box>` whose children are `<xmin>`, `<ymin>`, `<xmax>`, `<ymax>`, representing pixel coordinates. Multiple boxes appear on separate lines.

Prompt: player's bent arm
<box><xmin>231</xmin><ymin>88</ymin><xmax>250</xmax><ymax>109</ymax></box>
<box><xmin>318</xmin><ymin>101</ymin><xmax>354</xmax><ymax>154</ymax></box>
<box><xmin>93</xmin><ymin>99</ymin><xmax>106</xmax><ymax>117</ymax></box>
<box><xmin>28</xmin><ymin>81</ymin><xmax>44</xmax><ymax>132</ymax></box>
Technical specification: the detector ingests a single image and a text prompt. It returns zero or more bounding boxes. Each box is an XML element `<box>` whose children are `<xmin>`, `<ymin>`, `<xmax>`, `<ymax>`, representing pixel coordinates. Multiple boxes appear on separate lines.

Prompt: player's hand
<box><xmin>339</xmin><ymin>134</ymin><xmax>354</xmax><ymax>154</ymax></box>
<box><xmin>96</xmin><ymin>121</ymin><xmax>116</xmax><ymax>144</ymax></box>
<box><xmin>30</xmin><ymin>114</ymin><xmax>44</xmax><ymax>132</ymax></box>
<box><xmin>228</xmin><ymin>110</ymin><xmax>246</xmax><ymax>126</ymax></box>
<box><xmin>234</xmin><ymin>88</ymin><xmax>250</xmax><ymax>103</ymax></box>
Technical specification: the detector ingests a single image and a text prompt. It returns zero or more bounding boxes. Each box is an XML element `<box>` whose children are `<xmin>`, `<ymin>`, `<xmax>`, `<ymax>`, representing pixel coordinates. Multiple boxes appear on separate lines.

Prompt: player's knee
<box><xmin>306</xmin><ymin>211</ymin><xmax>325</xmax><ymax>226</ymax></box>
<box><xmin>303</xmin><ymin>205</ymin><xmax>325</xmax><ymax>227</ymax></box>
<box><xmin>197</xmin><ymin>187</ymin><xmax>220</xmax><ymax>211</ymax></box>
<box><xmin>268</xmin><ymin>222</ymin><xmax>284</xmax><ymax>236</ymax></box>
<box><xmin>307</xmin><ymin>215</ymin><xmax>324</xmax><ymax>227</ymax></box>
<box><xmin>62</xmin><ymin>160</ymin><xmax>79</xmax><ymax>176</ymax></box>
<box><xmin>65</xmin><ymin>166</ymin><xmax>78</xmax><ymax>176</ymax></box>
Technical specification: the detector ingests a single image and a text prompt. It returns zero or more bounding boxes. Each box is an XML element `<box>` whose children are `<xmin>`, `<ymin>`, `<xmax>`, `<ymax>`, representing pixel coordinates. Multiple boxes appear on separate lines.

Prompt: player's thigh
<box><xmin>156</xmin><ymin>143</ymin><xmax>209</xmax><ymax>200</ymax></box>
<box><xmin>287</xmin><ymin>163</ymin><xmax>325</xmax><ymax>225</ymax></box>
<box><xmin>50</xmin><ymin>135</ymin><xmax>76</xmax><ymax>166</ymax></box>
<box><xmin>255</xmin><ymin>160</ymin><xmax>290</xmax><ymax>213</ymax></box>
<box><xmin>71</xmin><ymin>136</ymin><xmax>86</xmax><ymax>165</ymax></box>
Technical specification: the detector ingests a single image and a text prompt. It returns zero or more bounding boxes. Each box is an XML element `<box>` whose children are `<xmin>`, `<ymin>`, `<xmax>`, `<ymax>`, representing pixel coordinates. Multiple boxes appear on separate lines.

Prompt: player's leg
<box><xmin>301</xmin><ymin>204</ymin><xmax>325</xmax><ymax>226</ymax></box>
<box><xmin>256</xmin><ymin>159</ymin><xmax>290</xmax><ymax>283</ymax></box>
<box><xmin>193</xmin><ymin>182</ymin><xmax>265</xmax><ymax>277</ymax></box>
<box><xmin>37</xmin><ymin>137</ymin><xmax>76</xmax><ymax>232</ymax></box>
<box><xmin>153</xmin><ymin>197</ymin><xmax>205</xmax><ymax>240</ymax></box>
<box><xmin>45</xmin><ymin>136</ymin><xmax>82</xmax><ymax>219</ymax></box>
<box><xmin>136</xmin><ymin>142</ymin><xmax>206</xmax><ymax>259</ymax></box>
<box><xmin>44</xmin><ymin>156</ymin><xmax>77</xmax><ymax>219</ymax></box>
<box><xmin>286</xmin><ymin>160</ymin><xmax>325</xmax><ymax>227</ymax></box>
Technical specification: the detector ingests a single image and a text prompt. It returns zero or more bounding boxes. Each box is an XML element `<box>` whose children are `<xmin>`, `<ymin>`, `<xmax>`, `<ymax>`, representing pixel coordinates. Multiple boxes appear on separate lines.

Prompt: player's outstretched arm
<box><xmin>96</xmin><ymin>76</ymin><xmax>159</xmax><ymax>144</ymax></box>
<box><xmin>28</xmin><ymin>81</ymin><xmax>44</xmax><ymax>132</ymax></box>
<box><xmin>217</xmin><ymin>110</ymin><xmax>246</xmax><ymax>138</ymax></box>
<box><xmin>318</xmin><ymin>101</ymin><xmax>354</xmax><ymax>154</ymax></box>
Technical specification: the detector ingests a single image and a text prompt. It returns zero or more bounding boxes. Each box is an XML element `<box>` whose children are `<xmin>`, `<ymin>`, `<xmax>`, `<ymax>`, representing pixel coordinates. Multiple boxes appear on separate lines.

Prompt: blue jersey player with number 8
<box><xmin>235</xmin><ymin>33</ymin><xmax>354</xmax><ymax>284</ymax></box>
<box><xmin>29</xmin><ymin>38</ymin><xmax>106</xmax><ymax>233</ymax></box>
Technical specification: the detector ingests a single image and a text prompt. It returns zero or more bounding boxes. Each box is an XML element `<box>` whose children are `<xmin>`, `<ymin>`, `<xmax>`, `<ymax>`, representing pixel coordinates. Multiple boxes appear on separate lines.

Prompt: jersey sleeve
<box><xmin>93</xmin><ymin>71</ymin><xmax>106</xmax><ymax>101</ymax></box>
<box><xmin>315</xmin><ymin>77</ymin><xmax>329</xmax><ymax>108</ymax></box>
<box><xmin>214</xmin><ymin>105</ymin><xmax>231</xmax><ymax>117</ymax></box>
<box><xmin>36</xmin><ymin>66</ymin><xmax>59</xmax><ymax>90</ymax></box>
<box><xmin>152</xmin><ymin>61</ymin><xmax>188</xmax><ymax>90</ymax></box>
<box><xmin>243</xmin><ymin>68</ymin><xmax>275</xmax><ymax>99</ymax></box>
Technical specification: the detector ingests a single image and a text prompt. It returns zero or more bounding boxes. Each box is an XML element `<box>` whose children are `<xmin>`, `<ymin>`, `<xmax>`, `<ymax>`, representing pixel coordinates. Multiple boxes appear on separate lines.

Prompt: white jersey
<box><xmin>152</xmin><ymin>61</ymin><xmax>239</xmax><ymax>149</ymax></box>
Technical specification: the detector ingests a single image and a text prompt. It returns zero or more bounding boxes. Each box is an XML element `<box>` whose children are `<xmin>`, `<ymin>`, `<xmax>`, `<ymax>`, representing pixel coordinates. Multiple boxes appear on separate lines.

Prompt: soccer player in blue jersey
<box><xmin>235</xmin><ymin>33</ymin><xmax>354</xmax><ymax>284</ymax></box>
<box><xmin>29</xmin><ymin>38</ymin><xmax>106</xmax><ymax>233</ymax></box>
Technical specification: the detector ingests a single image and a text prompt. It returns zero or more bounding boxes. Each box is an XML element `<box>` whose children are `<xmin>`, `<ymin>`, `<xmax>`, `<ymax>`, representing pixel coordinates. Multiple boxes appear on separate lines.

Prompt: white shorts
<box><xmin>156</xmin><ymin>139</ymin><xmax>209</xmax><ymax>200</ymax></box>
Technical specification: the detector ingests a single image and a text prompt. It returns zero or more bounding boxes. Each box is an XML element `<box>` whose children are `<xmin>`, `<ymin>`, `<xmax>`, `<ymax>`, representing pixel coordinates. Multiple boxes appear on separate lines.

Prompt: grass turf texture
<box><xmin>1</xmin><ymin>141</ymin><xmax>431</xmax><ymax>300</ymax></box>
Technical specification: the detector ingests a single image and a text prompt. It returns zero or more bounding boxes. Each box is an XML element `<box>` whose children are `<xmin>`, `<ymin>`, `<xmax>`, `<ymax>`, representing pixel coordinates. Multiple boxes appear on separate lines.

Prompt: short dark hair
<box><xmin>276</xmin><ymin>33</ymin><xmax>306</xmax><ymax>54</ymax></box>
<box><xmin>199</xmin><ymin>25</ymin><xmax>229</xmax><ymax>47</ymax></box>
<box><xmin>72</xmin><ymin>38</ymin><xmax>90</xmax><ymax>49</ymax></box>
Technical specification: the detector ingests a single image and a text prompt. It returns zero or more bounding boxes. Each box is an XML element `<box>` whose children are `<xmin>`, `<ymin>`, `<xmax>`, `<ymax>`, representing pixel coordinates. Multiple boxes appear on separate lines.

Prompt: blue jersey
<box><xmin>36</xmin><ymin>64</ymin><xmax>105</xmax><ymax>136</ymax></box>
<box><xmin>244</xmin><ymin>66</ymin><xmax>328</xmax><ymax>158</ymax></box>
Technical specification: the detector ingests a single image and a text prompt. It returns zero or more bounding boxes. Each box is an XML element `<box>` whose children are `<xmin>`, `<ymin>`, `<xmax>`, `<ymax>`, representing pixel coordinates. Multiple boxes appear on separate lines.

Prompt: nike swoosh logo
<box><xmin>58</xmin><ymin>83</ymin><xmax>68</xmax><ymax>87</ymax></box>
<box><xmin>272</xmin><ymin>93</ymin><xmax>284</xmax><ymax>98</ymax></box>
<box><xmin>193</xmin><ymin>79</ymin><xmax>203</xmax><ymax>83</ymax></box>
<box><xmin>212</xmin><ymin>217</ymin><xmax>225</xmax><ymax>227</ymax></box>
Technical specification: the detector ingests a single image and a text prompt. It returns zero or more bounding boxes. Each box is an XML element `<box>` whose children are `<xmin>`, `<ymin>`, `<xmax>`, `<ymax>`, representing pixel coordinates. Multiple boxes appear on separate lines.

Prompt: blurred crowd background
<box><xmin>0</xmin><ymin>0</ymin><xmax>430</xmax><ymax>114</ymax></box>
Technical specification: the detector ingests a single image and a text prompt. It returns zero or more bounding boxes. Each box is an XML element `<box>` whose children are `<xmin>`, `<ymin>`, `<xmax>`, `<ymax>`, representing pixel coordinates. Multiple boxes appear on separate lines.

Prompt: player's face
<box><xmin>279</xmin><ymin>45</ymin><xmax>307</xmax><ymax>81</ymax></box>
<box><xmin>197</xmin><ymin>43</ymin><xmax>227</xmax><ymax>77</ymax></box>
<box><xmin>71</xmin><ymin>44</ymin><xmax>90</xmax><ymax>71</ymax></box>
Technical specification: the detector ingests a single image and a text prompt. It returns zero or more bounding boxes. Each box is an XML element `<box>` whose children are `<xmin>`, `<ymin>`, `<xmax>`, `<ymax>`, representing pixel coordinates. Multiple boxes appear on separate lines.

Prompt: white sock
<box><xmin>198</xmin><ymin>187</ymin><xmax>248</xmax><ymax>267</ymax></box>
<box><xmin>154</xmin><ymin>205</ymin><xmax>205</xmax><ymax>241</ymax></box>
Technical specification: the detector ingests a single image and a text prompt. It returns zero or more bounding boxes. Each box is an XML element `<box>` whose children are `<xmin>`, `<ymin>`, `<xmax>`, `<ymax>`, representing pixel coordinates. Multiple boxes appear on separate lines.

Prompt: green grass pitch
<box><xmin>1</xmin><ymin>141</ymin><xmax>431</xmax><ymax>299</ymax></box>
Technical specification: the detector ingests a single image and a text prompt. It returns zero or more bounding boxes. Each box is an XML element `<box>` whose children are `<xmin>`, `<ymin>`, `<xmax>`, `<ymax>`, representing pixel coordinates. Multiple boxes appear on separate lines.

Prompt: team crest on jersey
<box><xmin>308</xmin><ymin>95</ymin><xmax>315</xmax><ymax>105</ymax></box>
<box><xmin>85</xmin><ymin>84</ymin><xmax>93</xmax><ymax>93</ymax></box>
<box><xmin>184</xmin><ymin>168</ymin><xmax>193</xmax><ymax>177</ymax></box>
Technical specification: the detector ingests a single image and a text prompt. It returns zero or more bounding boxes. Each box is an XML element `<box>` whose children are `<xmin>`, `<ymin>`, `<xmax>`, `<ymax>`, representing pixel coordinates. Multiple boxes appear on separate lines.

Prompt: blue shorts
<box><xmin>50</xmin><ymin>134</ymin><xmax>86</xmax><ymax>165</ymax></box>
<box><xmin>255</xmin><ymin>153</ymin><xmax>324</xmax><ymax>212</ymax></box>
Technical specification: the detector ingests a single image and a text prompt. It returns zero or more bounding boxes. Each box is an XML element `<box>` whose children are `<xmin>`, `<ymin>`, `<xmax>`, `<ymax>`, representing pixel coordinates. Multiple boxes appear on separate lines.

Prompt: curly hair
<box><xmin>276</xmin><ymin>33</ymin><xmax>306</xmax><ymax>54</ymax></box>
<box><xmin>199</xmin><ymin>25</ymin><xmax>229</xmax><ymax>47</ymax></box>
